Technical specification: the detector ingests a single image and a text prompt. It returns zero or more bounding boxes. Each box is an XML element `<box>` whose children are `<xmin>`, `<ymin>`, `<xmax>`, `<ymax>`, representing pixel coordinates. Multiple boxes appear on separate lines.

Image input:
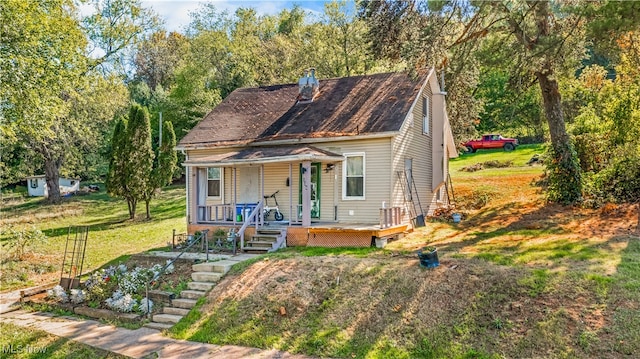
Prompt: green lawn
<box><xmin>1</xmin><ymin>185</ymin><xmax>186</xmax><ymax>291</ymax></box>
<box><xmin>0</xmin><ymin>322</ymin><xmax>127</xmax><ymax>359</ymax></box>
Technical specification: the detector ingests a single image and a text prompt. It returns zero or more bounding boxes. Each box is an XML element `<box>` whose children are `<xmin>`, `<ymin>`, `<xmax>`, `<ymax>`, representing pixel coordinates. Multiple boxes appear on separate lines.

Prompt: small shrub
<box><xmin>1</xmin><ymin>225</ymin><xmax>48</xmax><ymax>260</ymax></box>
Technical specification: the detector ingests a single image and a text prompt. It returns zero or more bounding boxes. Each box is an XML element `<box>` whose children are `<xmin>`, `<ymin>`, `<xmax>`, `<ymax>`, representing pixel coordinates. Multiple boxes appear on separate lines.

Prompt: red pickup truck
<box><xmin>463</xmin><ymin>134</ymin><xmax>518</xmax><ymax>153</ymax></box>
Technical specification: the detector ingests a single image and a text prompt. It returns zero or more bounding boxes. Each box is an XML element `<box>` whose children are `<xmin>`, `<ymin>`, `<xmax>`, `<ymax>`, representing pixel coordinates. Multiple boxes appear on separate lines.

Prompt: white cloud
<box><xmin>142</xmin><ymin>0</ymin><xmax>327</xmax><ymax>32</ymax></box>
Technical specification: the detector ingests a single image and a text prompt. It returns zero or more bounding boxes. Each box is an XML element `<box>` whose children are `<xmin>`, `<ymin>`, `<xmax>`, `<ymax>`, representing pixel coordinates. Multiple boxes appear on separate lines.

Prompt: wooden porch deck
<box><xmin>188</xmin><ymin>221</ymin><xmax>412</xmax><ymax>248</ymax></box>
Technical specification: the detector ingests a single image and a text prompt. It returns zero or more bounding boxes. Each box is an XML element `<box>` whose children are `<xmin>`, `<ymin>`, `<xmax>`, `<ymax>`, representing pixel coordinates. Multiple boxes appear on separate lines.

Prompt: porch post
<box><xmin>301</xmin><ymin>160</ymin><xmax>312</xmax><ymax>227</ymax></box>
<box><xmin>289</xmin><ymin>163</ymin><xmax>293</xmax><ymax>223</ymax></box>
<box><xmin>233</xmin><ymin>167</ymin><xmax>237</xmax><ymax>224</ymax></box>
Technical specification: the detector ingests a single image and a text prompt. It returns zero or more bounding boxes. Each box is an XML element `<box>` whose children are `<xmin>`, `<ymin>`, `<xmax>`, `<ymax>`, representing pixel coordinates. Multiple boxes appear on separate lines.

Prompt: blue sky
<box><xmin>141</xmin><ymin>0</ymin><xmax>329</xmax><ymax>32</ymax></box>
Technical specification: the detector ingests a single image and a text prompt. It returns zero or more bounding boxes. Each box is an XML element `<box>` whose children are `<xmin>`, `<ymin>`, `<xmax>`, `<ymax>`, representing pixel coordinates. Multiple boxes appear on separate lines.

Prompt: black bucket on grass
<box><xmin>417</xmin><ymin>247</ymin><xmax>439</xmax><ymax>268</ymax></box>
<box><xmin>413</xmin><ymin>214</ymin><xmax>425</xmax><ymax>228</ymax></box>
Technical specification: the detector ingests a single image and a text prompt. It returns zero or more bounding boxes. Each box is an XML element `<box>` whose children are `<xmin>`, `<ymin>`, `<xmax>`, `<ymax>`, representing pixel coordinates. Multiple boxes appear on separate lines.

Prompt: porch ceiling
<box><xmin>183</xmin><ymin>145</ymin><xmax>344</xmax><ymax>167</ymax></box>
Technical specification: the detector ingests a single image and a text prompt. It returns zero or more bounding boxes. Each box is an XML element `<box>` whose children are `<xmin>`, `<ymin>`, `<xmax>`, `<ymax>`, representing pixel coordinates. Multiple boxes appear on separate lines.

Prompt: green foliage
<box><xmin>588</xmin><ymin>144</ymin><xmax>640</xmax><ymax>204</ymax></box>
<box><xmin>143</xmin><ymin>120</ymin><xmax>177</xmax><ymax>218</ymax></box>
<box><xmin>1</xmin><ymin>225</ymin><xmax>48</xmax><ymax>261</ymax></box>
<box><xmin>545</xmin><ymin>143</ymin><xmax>583</xmax><ymax>205</ymax></box>
<box><xmin>106</xmin><ymin>104</ymin><xmax>157</xmax><ymax>219</ymax></box>
<box><xmin>106</xmin><ymin>118</ymin><xmax>127</xmax><ymax>198</ymax></box>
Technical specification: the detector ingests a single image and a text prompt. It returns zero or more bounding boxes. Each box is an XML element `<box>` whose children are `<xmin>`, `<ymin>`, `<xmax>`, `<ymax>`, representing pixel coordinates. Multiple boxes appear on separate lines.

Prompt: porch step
<box><xmin>180</xmin><ymin>290</ymin><xmax>206</xmax><ymax>300</ymax></box>
<box><xmin>192</xmin><ymin>260</ymin><xmax>236</xmax><ymax>274</ymax></box>
<box><xmin>251</xmin><ymin>235</ymin><xmax>278</xmax><ymax>242</ymax></box>
<box><xmin>144</xmin><ymin>322</ymin><xmax>174</xmax><ymax>331</ymax></box>
<box><xmin>242</xmin><ymin>247</ymin><xmax>270</xmax><ymax>253</ymax></box>
<box><xmin>163</xmin><ymin>307</ymin><xmax>191</xmax><ymax>316</ymax></box>
<box><xmin>256</xmin><ymin>229</ymin><xmax>283</xmax><ymax>235</ymax></box>
<box><xmin>152</xmin><ymin>313</ymin><xmax>183</xmax><ymax>324</ymax></box>
<box><xmin>245</xmin><ymin>240</ymin><xmax>276</xmax><ymax>249</ymax></box>
<box><xmin>172</xmin><ymin>298</ymin><xmax>197</xmax><ymax>309</ymax></box>
<box><xmin>188</xmin><ymin>281</ymin><xmax>215</xmax><ymax>291</ymax></box>
<box><xmin>191</xmin><ymin>271</ymin><xmax>223</xmax><ymax>282</ymax></box>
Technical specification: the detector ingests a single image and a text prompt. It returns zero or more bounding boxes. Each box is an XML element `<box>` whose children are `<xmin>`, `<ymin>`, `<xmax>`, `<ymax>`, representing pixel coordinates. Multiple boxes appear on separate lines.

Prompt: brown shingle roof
<box><xmin>178</xmin><ymin>71</ymin><xmax>427</xmax><ymax>148</ymax></box>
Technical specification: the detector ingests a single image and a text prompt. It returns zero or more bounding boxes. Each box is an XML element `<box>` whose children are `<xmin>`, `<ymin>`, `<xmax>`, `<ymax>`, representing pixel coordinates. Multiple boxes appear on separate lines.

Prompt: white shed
<box><xmin>26</xmin><ymin>175</ymin><xmax>80</xmax><ymax>197</ymax></box>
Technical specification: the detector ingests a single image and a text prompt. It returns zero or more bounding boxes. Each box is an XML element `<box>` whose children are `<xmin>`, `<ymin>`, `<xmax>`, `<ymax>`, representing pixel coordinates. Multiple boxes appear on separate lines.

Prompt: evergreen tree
<box><xmin>122</xmin><ymin>104</ymin><xmax>154</xmax><ymax>219</ymax></box>
<box><xmin>143</xmin><ymin>120</ymin><xmax>177</xmax><ymax>219</ymax></box>
<box><xmin>106</xmin><ymin>117</ymin><xmax>128</xmax><ymax>201</ymax></box>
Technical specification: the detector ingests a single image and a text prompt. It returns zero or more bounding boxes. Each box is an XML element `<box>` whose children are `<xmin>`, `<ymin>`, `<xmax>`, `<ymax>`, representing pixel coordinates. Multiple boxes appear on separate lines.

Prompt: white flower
<box><xmin>138</xmin><ymin>297</ymin><xmax>154</xmax><ymax>314</ymax></box>
<box><xmin>70</xmin><ymin>289</ymin><xmax>86</xmax><ymax>304</ymax></box>
<box><xmin>164</xmin><ymin>260</ymin><xmax>175</xmax><ymax>274</ymax></box>
<box><xmin>47</xmin><ymin>285</ymin><xmax>69</xmax><ymax>303</ymax></box>
<box><xmin>105</xmin><ymin>291</ymin><xmax>138</xmax><ymax>312</ymax></box>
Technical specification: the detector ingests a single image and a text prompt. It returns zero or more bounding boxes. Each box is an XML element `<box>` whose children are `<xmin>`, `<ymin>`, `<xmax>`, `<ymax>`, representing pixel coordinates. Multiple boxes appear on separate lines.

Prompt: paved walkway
<box><xmin>1</xmin><ymin>310</ymin><xmax>314</xmax><ymax>358</ymax></box>
<box><xmin>1</xmin><ymin>252</ymin><xmax>315</xmax><ymax>358</ymax></box>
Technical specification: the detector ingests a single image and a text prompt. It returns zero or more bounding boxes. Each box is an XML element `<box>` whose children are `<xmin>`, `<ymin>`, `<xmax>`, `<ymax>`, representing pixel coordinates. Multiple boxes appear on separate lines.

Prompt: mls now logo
<box><xmin>1</xmin><ymin>344</ymin><xmax>47</xmax><ymax>354</ymax></box>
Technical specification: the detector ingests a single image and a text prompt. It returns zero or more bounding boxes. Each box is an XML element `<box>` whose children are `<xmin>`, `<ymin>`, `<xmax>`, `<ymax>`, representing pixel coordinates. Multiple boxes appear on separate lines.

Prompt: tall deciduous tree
<box><xmin>1</xmin><ymin>0</ymin><xmax>87</xmax><ymax>202</ymax></box>
<box><xmin>83</xmin><ymin>0</ymin><xmax>160</xmax><ymax>76</ymax></box>
<box><xmin>134</xmin><ymin>31</ymin><xmax>188</xmax><ymax>90</ymax></box>
<box><xmin>361</xmin><ymin>0</ymin><xmax>586</xmax><ymax>204</ymax></box>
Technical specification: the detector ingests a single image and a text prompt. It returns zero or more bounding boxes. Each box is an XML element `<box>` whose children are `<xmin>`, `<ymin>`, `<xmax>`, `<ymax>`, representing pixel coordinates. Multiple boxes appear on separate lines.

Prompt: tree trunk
<box><xmin>145</xmin><ymin>199</ymin><xmax>151</xmax><ymax>220</ymax></box>
<box><xmin>128</xmin><ymin>198</ymin><xmax>137</xmax><ymax>219</ymax></box>
<box><xmin>536</xmin><ymin>64</ymin><xmax>582</xmax><ymax>204</ymax></box>
<box><xmin>44</xmin><ymin>157</ymin><xmax>62</xmax><ymax>204</ymax></box>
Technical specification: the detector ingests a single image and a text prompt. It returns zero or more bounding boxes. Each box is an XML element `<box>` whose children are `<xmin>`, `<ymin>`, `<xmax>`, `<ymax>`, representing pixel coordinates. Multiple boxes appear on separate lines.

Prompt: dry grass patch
<box><xmin>170</xmin><ymin>253</ymin><xmax>627</xmax><ymax>358</ymax></box>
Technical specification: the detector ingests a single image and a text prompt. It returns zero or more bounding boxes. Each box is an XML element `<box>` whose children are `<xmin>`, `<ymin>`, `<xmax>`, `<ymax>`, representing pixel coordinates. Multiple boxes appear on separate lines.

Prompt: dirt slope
<box><xmin>173</xmin><ymin>250</ymin><xmax>632</xmax><ymax>358</ymax></box>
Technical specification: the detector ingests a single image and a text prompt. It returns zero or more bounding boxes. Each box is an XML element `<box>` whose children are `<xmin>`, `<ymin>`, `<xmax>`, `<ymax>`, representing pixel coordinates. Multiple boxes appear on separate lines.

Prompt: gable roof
<box><xmin>178</xmin><ymin>71</ymin><xmax>428</xmax><ymax>149</ymax></box>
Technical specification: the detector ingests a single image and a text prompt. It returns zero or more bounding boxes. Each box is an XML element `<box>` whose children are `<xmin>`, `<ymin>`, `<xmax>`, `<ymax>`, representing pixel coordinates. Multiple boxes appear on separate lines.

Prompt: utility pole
<box><xmin>159</xmin><ymin>112</ymin><xmax>163</xmax><ymax>146</ymax></box>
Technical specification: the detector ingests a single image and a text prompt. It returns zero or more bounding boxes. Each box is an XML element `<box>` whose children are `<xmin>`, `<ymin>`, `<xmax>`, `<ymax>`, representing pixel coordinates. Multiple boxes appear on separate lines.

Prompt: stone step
<box><xmin>163</xmin><ymin>307</ymin><xmax>190</xmax><ymax>316</ymax></box>
<box><xmin>144</xmin><ymin>322</ymin><xmax>174</xmax><ymax>331</ymax></box>
<box><xmin>171</xmin><ymin>298</ymin><xmax>197</xmax><ymax>309</ymax></box>
<box><xmin>245</xmin><ymin>240</ymin><xmax>276</xmax><ymax>248</ymax></box>
<box><xmin>180</xmin><ymin>290</ymin><xmax>206</xmax><ymax>300</ymax></box>
<box><xmin>152</xmin><ymin>313</ymin><xmax>183</xmax><ymax>324</ymax></box>
<box><xmin>192</xmin><ymin>260</ymin><xmax>236</xmax><ymax>274</ymax></box>
<box><xmin>191</xmin><ymin>271</ymin><xmax>222</xmax><ymax>283</ymax></box>
<box><xmin>188</xmin><ymin>281</ymin><xmax>215</xmax><ymax>291</ymax></box>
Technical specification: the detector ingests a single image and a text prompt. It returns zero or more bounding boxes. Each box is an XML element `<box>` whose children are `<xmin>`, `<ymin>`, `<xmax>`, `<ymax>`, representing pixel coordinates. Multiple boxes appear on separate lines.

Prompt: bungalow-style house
<box><xmin>176</xmin><ymin>68</ymin><xmax>457</xmax><ymax>251</ymax></box>
<box><xmin>26</xmin><ymin>175</ymin><xmax>80</xmax><ymax>197</ymax></box>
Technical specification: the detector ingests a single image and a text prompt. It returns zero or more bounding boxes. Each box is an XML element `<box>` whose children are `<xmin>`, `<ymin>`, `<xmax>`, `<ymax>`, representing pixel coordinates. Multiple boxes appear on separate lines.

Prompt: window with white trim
<box><xmin>343</xmin><ymin>153</ymin><xmax>365</xmax><ymax>199</ymax></box>
<box><xmin>423</xmin><ymin>96</ymin><xmax>430</xmax><ymax>135</ymax></box>
<box><xmin>207</xmin><ymin>168</ymin><xmax>222</xmax><ymax>198</ymax></box>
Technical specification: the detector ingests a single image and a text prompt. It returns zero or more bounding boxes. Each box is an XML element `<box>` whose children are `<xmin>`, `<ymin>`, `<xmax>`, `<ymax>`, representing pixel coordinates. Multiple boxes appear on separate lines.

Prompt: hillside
<box><xmin>170</xmin><ymin>145</ymin><xmax>639</xmax><ymax>358</ymax></box>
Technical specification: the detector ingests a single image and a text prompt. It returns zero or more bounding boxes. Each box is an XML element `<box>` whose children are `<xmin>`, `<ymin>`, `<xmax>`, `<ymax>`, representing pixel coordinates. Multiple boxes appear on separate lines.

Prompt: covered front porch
<box><xmin>184</xmin><ymin>145</ymin><xmax>409</xmax><ymax>250</ymax></box>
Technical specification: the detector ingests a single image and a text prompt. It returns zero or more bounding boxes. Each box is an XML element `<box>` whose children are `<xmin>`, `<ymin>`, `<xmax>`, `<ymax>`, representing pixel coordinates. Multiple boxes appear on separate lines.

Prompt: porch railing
<box><xmin>197</xmin><ymin>203</ymin><xmax>259</xmax><ymax>225</ymax></box>
<box><xmin>238</xmin><ymin>199</ymin><xmax>264</xmax><ymax>249</ymax></box>
<box><xmin>380</xmin><ymin>207</ymin><xmax>403</xmax><ymax>229</ymax></box>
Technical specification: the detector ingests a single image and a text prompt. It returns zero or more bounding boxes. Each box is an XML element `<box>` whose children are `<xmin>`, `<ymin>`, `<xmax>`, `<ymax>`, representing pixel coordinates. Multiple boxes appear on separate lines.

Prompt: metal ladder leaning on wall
<box><xmin>60</xmin><ymin>226</ymin><xmax>89</xmax><ymax>290</ymax></box>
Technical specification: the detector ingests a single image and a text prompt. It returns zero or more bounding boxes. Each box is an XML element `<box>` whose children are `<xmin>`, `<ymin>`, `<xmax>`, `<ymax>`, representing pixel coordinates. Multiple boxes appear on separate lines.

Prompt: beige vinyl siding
<box><xmin>187</xmin><ymin>147</ymin><xmax>230</xmax><ymax>159</ymax></box>
<box><xmin>391</xmin><ymin>77</ymin><xmax>433</xmax><ymax>220</ymax></box>
<box><xmin>314</xmin><ymin>137</ymin><xmax>392</xmax><ymax>224</ymax></box>
<box><xmin>262</xmin><ymin>163</ymin><xmax>297</xmax><ymax>221</ymax></box>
